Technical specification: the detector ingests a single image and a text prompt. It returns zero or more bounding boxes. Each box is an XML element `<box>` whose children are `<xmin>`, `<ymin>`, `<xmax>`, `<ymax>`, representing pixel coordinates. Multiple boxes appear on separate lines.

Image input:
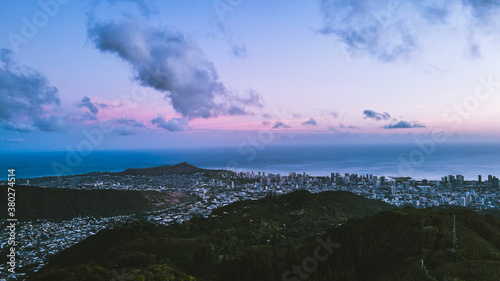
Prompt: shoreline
<box><xmin>2</xmin><ymin>164</ymin><xmax>492</xmax><ymax>183</ymax></box>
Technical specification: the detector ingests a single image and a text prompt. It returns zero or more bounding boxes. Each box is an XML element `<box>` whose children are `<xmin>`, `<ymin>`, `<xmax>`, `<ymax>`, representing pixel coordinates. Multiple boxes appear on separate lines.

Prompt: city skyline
<box><xmin>5</xmin><ymin>163</ymin><xmax>499</xmax><ymax>278</ymax></box>
<box><xmin>3</xmin><ymin>0</ymin><xmax>500</xmax><ymax>150</ymax></box>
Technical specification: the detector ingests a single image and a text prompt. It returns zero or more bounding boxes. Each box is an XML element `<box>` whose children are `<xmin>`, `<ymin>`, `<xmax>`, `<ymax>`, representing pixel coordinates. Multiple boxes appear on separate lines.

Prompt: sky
<box><xmin>2</xmin><ymin>0</ymin><xmax>500</xmax><ymax>151</ymax></box>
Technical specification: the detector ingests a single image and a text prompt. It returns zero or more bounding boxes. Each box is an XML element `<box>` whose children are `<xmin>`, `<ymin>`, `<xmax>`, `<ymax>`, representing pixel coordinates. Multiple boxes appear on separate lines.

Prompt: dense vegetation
<box><xmin>29</xmin><ymin>191</ymin><xmax>500</xmax><ymax>281</ymax></box>
<box><xmin>311</xmin><ymin>208</ymin><xmax>500</xmax><ymax>281</ymax></box>
<box><xmin>29</xmin><ymin>264</ymin><xmax>196</xmax><ymax>281</ymax></box>
<box><xmin>0</xmin><ymin>185</ymin><xmax>192</xmax><ymax>221</ymax></box>
<box><xmin>30</xmin><ymin>191</ymin><xmax>391</xmax><ymax>280</ymax></box>
<box><xmin>480</xmin><ymin>209</ymin><xmax>500</xmax><ymax>220</ymax></box>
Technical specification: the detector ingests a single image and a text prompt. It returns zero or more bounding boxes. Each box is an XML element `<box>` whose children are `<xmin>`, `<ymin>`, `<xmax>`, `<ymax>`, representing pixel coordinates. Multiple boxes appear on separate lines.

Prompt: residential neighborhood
<box><xmin>1</xmin><ymin>170</ymin><xmax>499</xmax><ymax>279</ymax></box>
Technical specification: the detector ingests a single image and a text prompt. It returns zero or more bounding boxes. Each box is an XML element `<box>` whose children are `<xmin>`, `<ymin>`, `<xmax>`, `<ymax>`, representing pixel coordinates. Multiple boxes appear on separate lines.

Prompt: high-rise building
<box><xmin>478</xmin><ymin>175</ymin><xmax>482</xmax><ymax>182</ymax></box>
<box><xmin>448</xmin><ymin>175</ymin><xmax>454</xmax><ymax>183</ymax></box>
<box><xmin>492</xmin><ymin>176</ymin><xmax>499</xmax><ymax>188</ymax></box>
<box><xmin>461</xmin><ymin>197</ymin><xmax>467</xmax><ymax>207</ymax></box>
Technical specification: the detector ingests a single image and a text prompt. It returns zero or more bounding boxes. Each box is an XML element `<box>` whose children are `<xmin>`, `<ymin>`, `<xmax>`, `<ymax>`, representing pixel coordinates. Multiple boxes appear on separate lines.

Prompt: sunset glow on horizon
<box><xmin>2</xmin><ymin>0</ymin><xmax>500</xmax><ymax>151</ymax></box>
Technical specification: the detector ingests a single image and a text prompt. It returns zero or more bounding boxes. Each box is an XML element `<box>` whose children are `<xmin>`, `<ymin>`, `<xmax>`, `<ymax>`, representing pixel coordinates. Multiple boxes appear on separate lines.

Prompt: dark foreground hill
<box><xmin>480</xmin><ymin>209</ymin><xmax>500</xmax><ymax>220</ymax></box>
<box><xmin>0</xmin><ymin>185</ymin><xmax>193</xmax><ymax>221</ymax></box>
<box><xmin>30</xmin><ymin>190</ymin><xmax>392</xmax><ymax>280</ymax></box>
<box><xmin>316</xmin><ymin>208</ymin><xmax>500</xmax><ymax>281</ymax></box>
<box><xmin>29</xmin><ymin>191</ymin><xmax>500</xmax><ymax>281</ymax></box>
<box><xmin>117</xmin><ymin>161</ymin><xmax>203</xmax><ymax>176</ymax></box>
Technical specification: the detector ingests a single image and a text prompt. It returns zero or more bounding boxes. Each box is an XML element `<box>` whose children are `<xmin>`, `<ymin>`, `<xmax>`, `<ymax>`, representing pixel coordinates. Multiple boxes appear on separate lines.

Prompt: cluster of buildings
<box><xmin>0</xmin><ymin>215</ymin><xmax>137</xmax><ymax>280</ymax></box>
<box><xmin>1</xmin><ymin>170</ymin><xmax>499</xmax><ymax>279</ymax></box>
<box><xmin>147</xmin><ymin>171</ymin><xmax>500</xmax><ymax>225</ymax></box>
<box><xmin>20</xmin><ymin>172</ymin><xmax>201</xmax><ymax>192</ymax></box>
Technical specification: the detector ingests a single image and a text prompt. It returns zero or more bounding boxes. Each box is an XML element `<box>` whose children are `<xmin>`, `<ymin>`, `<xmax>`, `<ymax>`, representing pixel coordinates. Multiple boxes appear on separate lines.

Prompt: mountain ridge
<box><xmin>117</xmin><ymin>162</ymin><xmax>204</xmax><ymax>176</ymax></box>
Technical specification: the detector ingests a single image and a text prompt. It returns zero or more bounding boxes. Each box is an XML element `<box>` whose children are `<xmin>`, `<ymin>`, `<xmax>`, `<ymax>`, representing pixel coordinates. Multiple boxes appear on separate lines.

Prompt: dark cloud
<box><xmin>227</xmin><ymin>106</ymin><xmax>247</xmax><ymax>115</ymax></box>
<box><xmin>227</xmin><ymin>89</ymin><xmax>263</xmax><ymax>115</ymax></box>
<box><xmin>88</xmin><ymin>21</ymin><xmax>261</xmax><ymax>120</ymax></box>
<box><xmin>77</xmin><ymin>96</ymin><xmax>116</xmax><ymax>120</ymax></box>
<box><xmin>0</xmin><ymin>49</ymin><xmax>63</xmax><ymax>132</ymax></box>
<box><xmin>35</xmin><ymin>116</ymin><xmax>65</xmax><ymax>132</ymax></box>
<box><xmin>114</xmin><ymin>126</ymin><xmax>135</xmax><ymax>136</ymax></box>
<box><xmin>319</xmin><ymin>0</ymin><xmax>500</xmax><ymax>61</ymax></box>
<box><xmin>79</xmin><ymin>96</ymin><xmax>99</xmax><ymax>114</ymax></box>
<box><xmin>151</xmin><ymin>116</ymin><xmax>188</xmax><ymax>132</ymax></box>
<box><xmin>302</xmin><ymin>118</ymin><xmax>318</xmax><ymax>126</ymax></box>
<box><xmin>363</xmin><ymin>110</ymin><xmax>391</xmax><ymax>121</ymax></box>
<box><xmin>116</xmin><ymin>118</ymin><xmax>145</xmax><ymax>127</ymax></box>
<box><xmin>262</xmin><ymin>121</ymin><xmax>271</xmax><ymax>126</ymax></box>
<box><xmin>272</xmin><ymin>122</ymin><xmax>290</xmax><ymax>129</ymax></box>
<box><xmin>104</xmin><ymin>118</ymin><xmax>146</xmax><ymax>136</ymax></box>
<box><xmin>292</xmin><ymin>113</ymin><xmax>302</xmax><ymax>119</ymax></box>
<box><xmin>383</xmin><ymin>120</ymin><xmax>426</xmax><ymax>129</ymax></box>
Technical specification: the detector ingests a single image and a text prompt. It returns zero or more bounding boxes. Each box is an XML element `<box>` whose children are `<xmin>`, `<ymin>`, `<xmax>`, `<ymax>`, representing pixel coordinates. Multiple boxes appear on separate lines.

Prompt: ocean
<box><xmin>1</xmin><ymin>143</ymin><xmax>500</xmax><ymax>181</ymax></box>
